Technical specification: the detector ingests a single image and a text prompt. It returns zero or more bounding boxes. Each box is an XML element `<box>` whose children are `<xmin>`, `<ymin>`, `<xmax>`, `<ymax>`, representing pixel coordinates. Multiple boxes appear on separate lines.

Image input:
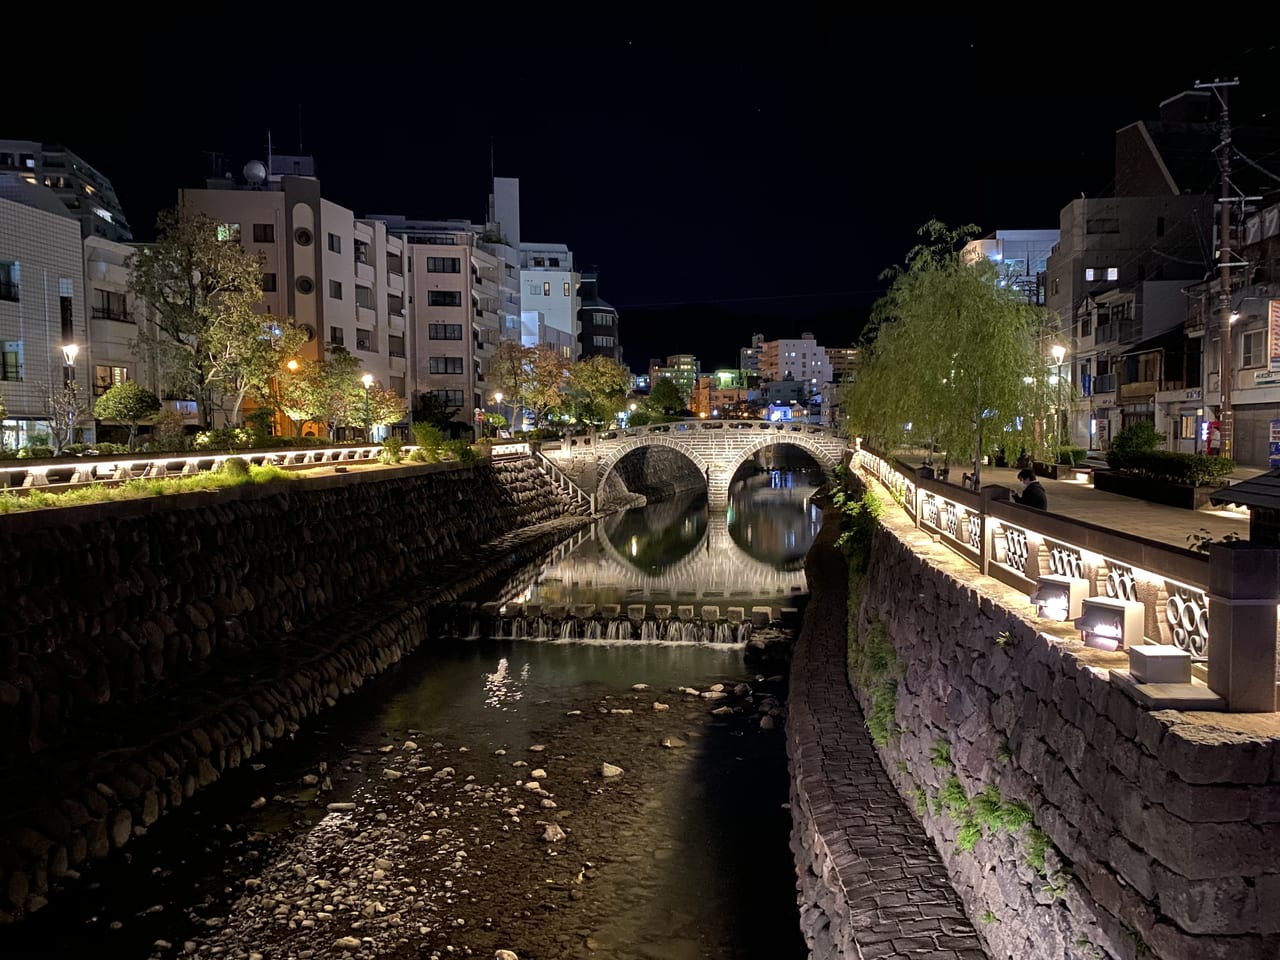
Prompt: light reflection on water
<box><xmin>482</xmin><ymin>656</ymin><xmax>531</xmax><ymax>710</ymax></box>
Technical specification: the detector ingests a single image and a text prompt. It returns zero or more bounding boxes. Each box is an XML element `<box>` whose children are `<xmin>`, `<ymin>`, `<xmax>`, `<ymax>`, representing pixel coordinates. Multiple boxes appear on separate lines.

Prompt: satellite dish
<box><xmin>244</xmin><ymin>160</ymin><xmax>268</xmax><ymax>185</ymax></box>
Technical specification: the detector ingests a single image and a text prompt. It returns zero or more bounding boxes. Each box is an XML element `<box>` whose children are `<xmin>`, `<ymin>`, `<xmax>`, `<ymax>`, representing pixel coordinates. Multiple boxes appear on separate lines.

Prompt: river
<box><xmin>6</xmin><ymin>469</ymin><xmax>823</xmax><ymax>960</ymax></box>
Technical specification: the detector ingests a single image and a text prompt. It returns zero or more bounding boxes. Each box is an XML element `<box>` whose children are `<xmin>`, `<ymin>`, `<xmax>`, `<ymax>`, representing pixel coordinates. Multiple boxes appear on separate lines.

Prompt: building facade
<box><xmin>826</xmin><ymin>346</ymin><xmax>858</xmax><ymax>384</ymax></box>
<box><xmin>0</xmin><ymin>175</ymin><xmax>90</xmax><ymax>448</ymax></box>
<box><xmin>519</xmin><ymin>241</ymin><xmax>579</xmax><ymax>360</ymax></box>
<box><xmin>577</xmin><ymin>273</ymin><xmax>623</xmax><ymax>362</ymax></box>
<box><xmin>181</xmin><ymin>157</ymin><xmax>409</xmax><ymax>432</ymax></box>
<box><xmin>0</xmin><ymin>140</ymin><xmax>132</xmax><ymax>242</ymax></box>
<box><xmin>758</xmin><ymin>333</ymin><xmax>828</xmax><ymax>386</ymax></box>
<box><xmin>962</xmin><ymin>229</ymin><xmax>1059</xmax><ymax>304</ymax></box>
<box><xmin>649</xmin><ymin>354</ymin><xmax>700</xmax><ymax>402</ymax></box>
<box><xmin>740</xmin><ymin>333</ymin><xmax>764</xmax><ymax>374</ymax></box>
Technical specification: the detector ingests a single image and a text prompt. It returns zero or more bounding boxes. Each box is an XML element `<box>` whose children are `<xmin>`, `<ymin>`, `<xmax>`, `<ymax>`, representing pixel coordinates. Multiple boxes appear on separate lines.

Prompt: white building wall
<box><xmin>0</xmin><ymin>190</ymin><xmax>89</xmax><ymax>447</ymax></box>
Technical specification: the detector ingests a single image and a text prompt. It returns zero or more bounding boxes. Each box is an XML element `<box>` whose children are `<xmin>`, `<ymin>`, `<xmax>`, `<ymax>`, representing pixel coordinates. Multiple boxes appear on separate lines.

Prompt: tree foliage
<box><xmin>567</xmin><ymin>356</ymin><xmax>633</xmax><ymax>426</ymax></box>
<box><xmin>524</xmin><ymin>345</ymin><xmax>567</xmax><ymax>425</ymax></box>
<box><xmin>841</xmin><ymin>220</ymin><xmax>1053</xmax><ymax>487</ymax></box>
<box><xmin>46</xmin><ymin>380</ymin><xmax>89</xmax><ymax>455</ymax></box>
<box><xmin>95</xmin><ymin>380</ymin><xmax>162</xmax><ymax>450</ymax></box>
<box><xmin>129</xmin><ymin>207</ymin><xmax>305</xmax><ymax>427</ymax></box>
<box><xmin>647</xmin><ymin>377</ymin><xmax>687</xmax><ymax>416</ymax></box>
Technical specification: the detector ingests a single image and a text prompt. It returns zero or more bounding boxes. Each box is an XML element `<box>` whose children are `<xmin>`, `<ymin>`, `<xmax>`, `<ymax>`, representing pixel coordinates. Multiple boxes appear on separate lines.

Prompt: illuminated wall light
<box><xmin>1074</xmin><ymin>596</ymin><xmax>1145</xmax><ymax>652</ymax></box>
<box><xmin>1030</xmin><ymin>574</ymin><xmax>1090</xmax><ymax>621</ymax></box>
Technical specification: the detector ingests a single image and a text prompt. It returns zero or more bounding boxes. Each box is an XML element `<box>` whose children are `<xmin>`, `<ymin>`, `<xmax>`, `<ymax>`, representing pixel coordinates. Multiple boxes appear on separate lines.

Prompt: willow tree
<box><xmin>843</xmin><ymin>221</ymin><xmax>1050</xmax><ymax>488</ymax></box>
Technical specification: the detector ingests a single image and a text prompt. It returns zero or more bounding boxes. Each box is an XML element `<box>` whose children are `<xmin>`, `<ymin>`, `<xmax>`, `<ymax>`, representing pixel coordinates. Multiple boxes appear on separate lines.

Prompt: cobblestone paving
<box><xmin>788</xmin><ymin>522</ymin><xmax>986</xmax><ymax>960</ymax></box>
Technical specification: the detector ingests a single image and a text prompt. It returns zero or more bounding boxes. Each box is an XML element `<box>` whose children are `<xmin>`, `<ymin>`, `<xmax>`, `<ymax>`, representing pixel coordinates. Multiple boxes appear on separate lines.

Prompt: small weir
<box><xmin>438</xmin><ymin>600</ymin><xmax>798</xmax><ymax>644</ymax></box>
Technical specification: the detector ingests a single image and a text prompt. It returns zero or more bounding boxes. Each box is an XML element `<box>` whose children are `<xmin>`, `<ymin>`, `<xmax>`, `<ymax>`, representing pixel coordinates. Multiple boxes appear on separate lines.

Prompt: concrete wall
<box><xmin>845</xmin><ymin>485</ymin><xmax>1280</xmax><ymax>960</ymax></box>
<box><xmin>0</xmin><ymin>456</ymin><xmax>588</xmax><ymax>920</ymax></box>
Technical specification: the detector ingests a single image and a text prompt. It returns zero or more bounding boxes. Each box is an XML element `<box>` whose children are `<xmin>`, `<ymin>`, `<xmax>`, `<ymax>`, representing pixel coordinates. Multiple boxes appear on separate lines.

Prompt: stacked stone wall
<box><xmin>0</xmin><ymin>457</ymin><xmax>588</xmax><ymax>919</ymax></box>
<box><xmin>847</xmin><ymin>490</ymin><xmax>1280</xmax><ymax>960</ymax></box>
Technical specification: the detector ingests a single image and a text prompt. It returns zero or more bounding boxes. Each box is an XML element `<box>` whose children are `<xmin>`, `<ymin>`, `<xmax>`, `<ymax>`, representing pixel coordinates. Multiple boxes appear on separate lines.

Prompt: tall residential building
<box><xmin>577</xmin><ymin>273</ymin><xmax>623</xmax><ymax>362</ymax></box>
<box><xmin>961</xmin><ymin>229</ymin><xmax>1059</xmax><ymax>304</ymax></box>
<box><xmin>486</xmin><ymin>177</ymin><xmax>525</xmax><ymax>345</ymax></box>
<box><xmin>0</xmin><ymin>174</ymin><xmax>90</xmax><ymax>447</ymax></box>
<box><xmin>0</xmin><ymin>140</ymin><xmax>133</xmax><ymax>242</ymax></box>
<box><xmin>181</xmin><ymin>156</ymin><xmax>410</xmax><ymax>431</ymax></box>
<box><xmin>374</xmin><ymin>218</ymin><xmax>502</xmax><ymax>431</ymax></box>
<box><xmin>649</xmin><ymin>354</ymin><xmax>700</xmax><ymax>400</ymax></box>
<box><xmin>520</xmin><ymin>241</ymin><xmax>580</xmax><ymax>360</ymax></box>
<box><xmin>739</xmin><ymin>333</ymin><xmax>764</xmax><ymax>373</ymax></box>
<box><xmin>826</xmin><ymin>347</ymin><xmax>859</xmax><ymax>384</ymax></box>
<box><xmin>759</xmin><ymin>332</ymin><xmax>828</xmax><ymax>385</ymax></box>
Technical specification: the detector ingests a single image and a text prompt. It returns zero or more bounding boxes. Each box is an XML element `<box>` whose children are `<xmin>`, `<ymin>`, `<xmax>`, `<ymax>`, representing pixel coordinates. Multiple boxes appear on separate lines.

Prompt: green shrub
<box><xmin>380</xmin><ymin>435</ymin><xmax>404</xmax><ymax>464</ymax></box>
<box><xmin>221</xmin><ymin>456</ymin><xmax>250</xmax><ymax>478</ymax></box>
<box><xmin>1105</xmin><ymin>420</ymin><xmax>1163</xmax><ymax>470</ymax></box>
<box><xmin>833</xmin><ymin>480</ymin><xmax>883</xmax><ymax>574</ymax></box>
<box><xmin>18</xmin><ymin>446</ymin><xmax>53</xmax><ymax>459</ymax></box>
<box><xmin>847</xmin><ymin>619</ymin><xmax>900</xmax><ymax>746</ymax></box>
<box><xmin>443</xmin><ymin>439</ymin><xmax>478</xmax><ymax>463</ymax></box>
<box><xmin>1056</xmin><ymin>446</ymin><xmax>1087</xmax><ymax>466</ymax></box>
<box><xmin>91</xmin><ymin>442</ymin><xmax>129</xmax><ymax>455</ymax></box>
<box><xmin>412</xmin><ymin>421</ymin><xmax>444</xmax><ymax>457</ymax></box>
<box><xmin>930</xmin><ymin>739</ymin><xmax>952</xmax><ymax>768</ymax></box>
<box><xmin>64</xmin><ymin>443</ymin><xmax>88</xmax><ymax>456</ymax></box>
<box><xmin>193</xmin><ymin>427</ymin><xmax>253</xmax><ymax>450</ymax></box>
<box><xmin>1111</xmin><ymin>450</ymin><xmax>1234</xmax><ymax>486</ymax></box>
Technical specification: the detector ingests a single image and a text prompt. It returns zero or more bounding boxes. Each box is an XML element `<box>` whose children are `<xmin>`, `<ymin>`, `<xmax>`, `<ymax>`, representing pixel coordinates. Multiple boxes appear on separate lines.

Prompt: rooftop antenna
<box><xmin>490</xmin><ymin>136</ymin><xmax>494</xmax><ymax>181</ymax></box>
<box><xmin>298</xmin><ymin>104</ymin><xmax>304</xmax><ymax>154</ymax></box>
<box><xmin>267</xmin><ymin>130</ymin><xmax>273</xmax><ymax>175</ymax></box>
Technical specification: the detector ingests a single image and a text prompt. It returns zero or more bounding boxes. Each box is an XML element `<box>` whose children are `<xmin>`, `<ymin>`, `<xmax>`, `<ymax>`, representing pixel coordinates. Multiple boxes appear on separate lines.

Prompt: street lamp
<box><xmin>61</xmin><ymin>343</ymin><xmax>79</xmax><ymax>373</ymax></box>
<box><xmin>361</xmin><ymin>373</ymin><xmax>374</xmax><ymax>441</ymax></box>
<box><xmin>1051</xmin><ymin>344</ymin><xmax>1067</xmax><ymax>447</ymax></box>
<box><xmin>491</xmin><ymin>391</ymin><xmax>505</xmax><ymax>438</ymax></box>
<box><xmin>286</xmin><ymin>358</ymin><xmax>299</xmax><ymax>372</ymax></box>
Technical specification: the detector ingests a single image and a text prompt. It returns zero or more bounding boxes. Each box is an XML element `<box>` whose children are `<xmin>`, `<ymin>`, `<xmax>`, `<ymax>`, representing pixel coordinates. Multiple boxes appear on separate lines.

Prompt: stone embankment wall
<box><xmin>846</xmin><ymin>483</ymin><xmax>1280</xmax><ymax>960</ymax></box>
<box><xmin>0</xmin><ymin>457</ymin><xmax>588</xmax><ymax>920</ymax></box>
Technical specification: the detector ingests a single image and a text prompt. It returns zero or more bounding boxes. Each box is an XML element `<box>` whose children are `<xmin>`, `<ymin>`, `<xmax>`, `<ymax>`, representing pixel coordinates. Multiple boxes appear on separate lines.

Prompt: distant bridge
<box><xmin>553</xmin><ymin>419</ymin><xmax>849</xmax><ymax>509</ymax></box>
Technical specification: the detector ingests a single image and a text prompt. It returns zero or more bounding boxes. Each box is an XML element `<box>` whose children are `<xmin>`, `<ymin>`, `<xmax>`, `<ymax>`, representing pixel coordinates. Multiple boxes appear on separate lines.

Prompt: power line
<box><xmin>615</xmin><ymin>289</ymin><xmax>886</xmax><ymax>310</ymax></box>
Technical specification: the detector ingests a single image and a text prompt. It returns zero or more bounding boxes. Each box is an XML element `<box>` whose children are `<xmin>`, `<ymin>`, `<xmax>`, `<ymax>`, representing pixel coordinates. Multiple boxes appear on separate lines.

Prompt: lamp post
<box><xmin>492</xmin><ymin>391</ymin><xmax>504</xmax><ymax>439</ymax></box>
<box><xmin>1051</xmin><ymin>344</ymin><xmax>1067</xmax><ymax>447</ymax></box>
<box><xmin>361</xmin><ymin>373</ymin><xmax>373</xmax><ymax>441</ymax></box>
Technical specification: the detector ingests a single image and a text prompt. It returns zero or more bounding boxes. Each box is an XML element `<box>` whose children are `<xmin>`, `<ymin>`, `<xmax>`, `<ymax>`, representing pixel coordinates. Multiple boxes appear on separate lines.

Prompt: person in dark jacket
<box><xmin>1013</xmin><ymin>468</ymin><xmax>1048</xmax><ymax>509</ymax></box>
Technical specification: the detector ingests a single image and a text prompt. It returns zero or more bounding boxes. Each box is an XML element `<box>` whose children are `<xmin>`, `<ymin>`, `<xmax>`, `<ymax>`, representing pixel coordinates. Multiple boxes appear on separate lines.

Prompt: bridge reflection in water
<box><xmin>480</xmin><ymin>470</ymin><xmax>824</xmax><ymax>643</ymax></box>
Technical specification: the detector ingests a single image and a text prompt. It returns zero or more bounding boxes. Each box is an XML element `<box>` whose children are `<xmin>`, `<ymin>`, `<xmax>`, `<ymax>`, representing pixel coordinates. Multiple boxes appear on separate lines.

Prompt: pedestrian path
<box><xmin>787</xmin><ymin>521</ymin><xmax>985</xmax><ymax>960</ymax></box>
<box><xmin>896</xmin><ymin>455</ymin><xmax>1250</xmax><ymax>550</ymax></box>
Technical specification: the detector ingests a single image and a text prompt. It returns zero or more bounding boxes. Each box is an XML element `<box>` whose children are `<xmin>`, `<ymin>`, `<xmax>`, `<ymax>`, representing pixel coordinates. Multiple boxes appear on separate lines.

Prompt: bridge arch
<box><xmin>596</xmin><ymin>434</ymin><xmax>713</xmax><ymax>498</ymax></box>
<box><xmin>721</xmin><ymin>430</ymin><xmax>842</xmax><ymax>486</ymax></box>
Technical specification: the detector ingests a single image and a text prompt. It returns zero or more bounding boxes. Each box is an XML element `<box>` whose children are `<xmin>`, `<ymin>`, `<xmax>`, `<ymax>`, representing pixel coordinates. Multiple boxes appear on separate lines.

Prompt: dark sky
<box><xmin>9</xmin><ymin>13</ymin><xmax>1279</xmax><ymax>369</ymax></box>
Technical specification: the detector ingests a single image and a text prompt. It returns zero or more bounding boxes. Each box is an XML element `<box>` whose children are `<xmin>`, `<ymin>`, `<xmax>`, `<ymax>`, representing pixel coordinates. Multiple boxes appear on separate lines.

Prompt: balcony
<box><xmin>91</xmin><ymin>307</ymin><xmax>130</xmax><ymax>322</ymax></box>
<box><xmin>1094</xmin><ymin>373</ymin><xmax>1117</xmax><ymax>394</ymax></box>
<box><xmin>386</xmin><ymin>269</ymin><xmax>404</xmax><ymax>293</ymax></box>
<box><xmin>1093</xmin><ymin>324</ymin><xmax>1115</xmax><ymax>346</ymax></box>
<box><xmin>388</xmin><ymin>312</ymin><xmax>405</xmax><ymax>333</ymax></box>
<box><xmin>356</xmin><ymin>305</ymin><xmax>376</xmax><ymax>327</ymax></box>
<box><xmin>355</xmin><ymin>260</ymin><xmax>374</xmax><ymax>284</ymax></box>
<box><xmin>1119</xmin><ymin>380</ymin><xmax>1160</xmax><ymax>402</ymax></box>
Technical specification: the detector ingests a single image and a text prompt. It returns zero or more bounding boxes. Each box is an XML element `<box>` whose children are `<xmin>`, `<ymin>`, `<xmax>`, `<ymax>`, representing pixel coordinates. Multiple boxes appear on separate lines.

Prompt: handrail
<box><xmin>530</xmin><ymin>448</ymin><xmax>595</xmax><ymax>514</ymax></box>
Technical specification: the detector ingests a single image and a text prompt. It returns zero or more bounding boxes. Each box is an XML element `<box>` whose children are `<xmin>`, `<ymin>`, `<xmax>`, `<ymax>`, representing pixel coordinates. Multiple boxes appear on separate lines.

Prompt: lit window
<box><xmin>563</xmin><ymin>282</ymin><xmax>571</xmax><ymax>297</ymax></box>
<box><xmin>543</xmin><ymin>282</ymin><xmax>551</xmax><ymax>296</ymax></box>
<box><xmin>216</xmin><ymin>222</ymin><xmax>241</xmax><ymax>242</ymax></box>
<box><xmin>1106</xmin><ymin>267</ymin><xmax>1118</xmax><ymax>281</ymax></box>
<box><xmin>1084</xmin><ymin>268</ymin><xmax>1095</xmax><ymax>281</ymax></box>
<box><xmin>93</xmin><ymin>207</ymin><xmax>113</xmax><ymax>224</ymax></box>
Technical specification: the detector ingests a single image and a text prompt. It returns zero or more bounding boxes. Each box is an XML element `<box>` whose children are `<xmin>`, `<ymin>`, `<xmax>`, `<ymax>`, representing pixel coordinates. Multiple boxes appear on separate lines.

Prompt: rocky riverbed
<box><xmin>7</xmin><ymin>638</ymin><xmax>803</xmax><ymax>960</ymax></box>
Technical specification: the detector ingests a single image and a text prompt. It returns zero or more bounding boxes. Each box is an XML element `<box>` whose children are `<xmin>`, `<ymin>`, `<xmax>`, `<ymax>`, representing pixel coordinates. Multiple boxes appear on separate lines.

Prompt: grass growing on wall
<box><xmin>848</xmin><ymin>619</ymin><xmax>901</xmax><ymax>746</ymax></box>
<box><xmin>0</xmin><ymin>463</ymin><xmax>294</xmax><ymax>514</ymax></box>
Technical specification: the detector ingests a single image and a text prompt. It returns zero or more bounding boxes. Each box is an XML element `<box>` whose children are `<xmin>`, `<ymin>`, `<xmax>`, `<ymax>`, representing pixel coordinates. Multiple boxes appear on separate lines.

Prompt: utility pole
<box><xmin>1196</xmin><ymin>77</ymin><xmax>1240</xmax><ymax>459</ymax></box>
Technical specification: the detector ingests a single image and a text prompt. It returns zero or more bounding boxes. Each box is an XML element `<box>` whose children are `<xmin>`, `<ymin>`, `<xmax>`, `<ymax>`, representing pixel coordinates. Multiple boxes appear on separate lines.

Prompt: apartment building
<box><xmin>520</xmin><ymin>241</ymin><xmax>580</xmax><ymax>360</ymax></box>
<box><xmin>826</xmin><ymin>347</ymin><xmax>858</xmax><ymax>384</ymax></box>
<box><xmin>739</xmin><ymin>333</ymin><xmax>764</xmax><ymax>374</ymax></box>
<box><xmin>578</xmin><ymin>273</ymin><xmax>623</xmax><ymax>362</ymax></box>
<box><xmin>181</xmin><ymin>156</ymin><xmax>409</xmax><ymax>431</ymax></box>
<box><xmin>0</xmin><ymin>175</ymin><xmax>90</xmax><ymax>447</ymax></box>
<box><xmin>0</xmin><ymin>140</ymin><xmax>132</xmax><ymax>242</ymax></box>
<box><xmin>962</xmin><ymin>229</ymin><xmax>1058</xmax><ymax>304</ymax></box>
<box><xmin>649</xmin><ymin>354</ymin><xmax>700</xmax><ymax>400</ymax></box>
<box><xmin>759</xmin><ymin>333</ymin><xmax>828</xmax><ymax>386</ymax></box>
<box><xmin>374</xmin><ymin>218</ymin><xmax>502</xmax><ymax>432</ymax></box>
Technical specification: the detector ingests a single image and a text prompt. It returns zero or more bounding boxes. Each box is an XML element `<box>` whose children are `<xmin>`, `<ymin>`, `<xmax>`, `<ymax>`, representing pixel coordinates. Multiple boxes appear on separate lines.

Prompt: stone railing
<box><xmin>854</xmin><ymin>446</ymin><xmax>1278</xmax><ymax>712</ymax></box>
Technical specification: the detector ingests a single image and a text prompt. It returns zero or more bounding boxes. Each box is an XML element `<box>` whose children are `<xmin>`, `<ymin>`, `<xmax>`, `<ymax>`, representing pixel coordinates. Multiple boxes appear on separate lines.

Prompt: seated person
<box><xmin>1012</xmin><ymin>468</ymin><xmax>1048</xmax><ymax>509</ymax></box>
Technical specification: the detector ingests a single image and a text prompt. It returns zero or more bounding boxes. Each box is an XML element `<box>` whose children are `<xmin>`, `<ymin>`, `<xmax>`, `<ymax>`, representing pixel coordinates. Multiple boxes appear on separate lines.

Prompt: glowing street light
<box><xmin>286</xmin><ymin>358</ymin><xmax>299</xmax><ymax>372</ymax></box>
<box><xmin>1050</xmin><ymin>344</ymin><xmax>1068</xmax><ymax>446</ymax></box>
<box><xmin>61</xmin><ymin>343</ymin><xmax>79</xmax><ymax>368</ymax></box>
<box><xmin>361</xmin><ymin>373</ymin><xmax>374</xmax><ymax>441</ymax></box>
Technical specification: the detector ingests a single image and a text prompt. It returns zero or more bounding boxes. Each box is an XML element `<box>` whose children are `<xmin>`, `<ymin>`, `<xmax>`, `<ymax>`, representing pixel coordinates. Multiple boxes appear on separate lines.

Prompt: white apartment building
<box><xmin>0</xmin><ymin>175</ymin><xmax>90</xmax><ymax>447</ymax></box>
<box><xmin>0</xmin><ymin>140</ymin><xmax>133</xmax><ymax>243</ymax></box>
<box><xmin>181</xmin><ymin>156</ymin><xmax>409</xmax><ymax>431</ymax></box>
<box><xmin>759</xmin><ymin>332</ymin><xmax>829</xmax><ymax>386</ymax></box>
<box><xmin>519</xmin><ymin>241</ymin><xmax>579</xmax><ymax>360</ymax></box>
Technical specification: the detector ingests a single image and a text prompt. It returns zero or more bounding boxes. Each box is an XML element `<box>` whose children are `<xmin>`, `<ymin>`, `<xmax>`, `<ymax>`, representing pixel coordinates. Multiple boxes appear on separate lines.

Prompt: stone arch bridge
<box><xmin>554</xmin><ymin>419</ymin><xmax>849</xmax><ymax>509</ymax></box>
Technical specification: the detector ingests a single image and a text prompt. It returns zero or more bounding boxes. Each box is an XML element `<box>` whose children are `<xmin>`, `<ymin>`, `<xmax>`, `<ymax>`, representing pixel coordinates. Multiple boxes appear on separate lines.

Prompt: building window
<box><xmin>1</xmin><ymin>340</ymin><xmax>22</xmax><ymax>381</ymax></box>
<box><xmin>1180</xmin><ymin>414</ymin><xmax>1197</xmax><ymax>440</ymax></box>
<box><xmin>1242</xmin><ymin>329</ymin><xmax>1267</xmax><ymax>368</ymax></box>
<box><xmin>93</xmin><ymin>364</ymin><xmax>128</xmax><ymax>396</ymax></box>
<box><xmin>355</xmin><ymin>285</ymin><xmax>374</xmax><ymax>309</ymax></box>
<box><xmin>330</xmin><ymin>326</ymin><xmax>344</xmax><ymax>346</ymax></box>
<box><xmin>328</xmin><ymin>280</ymin><xmax>343</xmax><ymax>300</ymax></box>
<box><xmin>428</xmin><ymin>389</ymin><xmax>465</xmax><ymax>408</ymax></box>
<box><xmin>92</xmin><ymin>288</ymin><xmax>129</xmax><ymax>321</ymax></box>
<box><xmin>543</xmin><ymin>281</ymin><xmax>551</xmax><ymax>296</ymax></box>
<box><xmin>563</xmin><ymin>282</ymin><xmax>571</xmax><ymax>297</ymax></box>
<box><xmin>356</xmin><ymin>328</ymin><xmax>373</xmax><ymax>352</ymax></box>
<box><xmin>261</xmin><ymin>273</ymin><xmax>277</xmax><ymax>292</ymax></box>
<box><xmin>426</xmin><ymin>257</ymin><xmax>461</xmax><ymax>273</ymax></box>
<box><xmin>1079</xmin><ymin>312</ymin><xmax>1092</xmax><ymax>338</ymax></box>
<box><xmin>429</xmin><ymin>356</ymin><xmax>464</xmax><ymax>374</ymax></box>
<box><xmin>389</xmin><ymin>334</ymin><xmax>405</xmax><ymax>358</ymax></box>
<box><xmin>327</xmin><ymin>232</ymin><xmax>341</xmax><ymax>253</ymax></box>
<box><xmin>428</xmin><ymin>291</ymin><xmax>462</xmax><ymax>307</ymax></box>
<box><xmin>390</xmin><ymin>375</ymin><xmax>406</xmax><ymax>397</ymax></box>
<box><xmin>594</xmin><ymin>312</ymin><xmax>612</xmax><ymax>326</ymax></box>
<box><xmin>533</xmin><ymin>257</ymin><xmax>545</xmax><ymax>267</ymax></box>
<box><xmin>1052</xmin><ymin>277</ymin><xmax>1060</xmax><ymax>295</ymax></box>
<box><xmin>1106</xmin><ymin>267</ymin><xmax>1119</xmax><ymax>281</ymax></box>
<box><xmin>593</xmin><ymin>335</ymin><xmax>615</xmax><ymax>347</ymax></box>
<box><xmin>1086</xmin><ymin>218</ymin><xmax>1120</xmax><ymax>234</ymax></box>
<box><xmin>296</xmin><ymin>276</ymin><xmax>314</xmax><ymax>294</ymax></box>
<box><xmin>0</xmin><ymin>261</ymin><xmax>19</xmax><ymax>302</ymax></box>
<box><xmin>252</xmin><ymin>223</ymin><xmax>275</xmax><ymax>243</ymax></box>
<box><xmin>60</xmin><ymin>289</ymin><xmax>74</xmax><ymax>341</ymax></box>
<box><xmin>1084</xmin><ymin>268</ymin><xmax>1096</xmax><ymax>282</ymax></box>
<box><xmin>216</xmin><ymin>222</ymin><xmax>241</xmax><ymax>242</ymax></box>
<box><xmin>549</xmin><ymin>257</ymin><xmax>560</xmax><ymax>268</ymax></box>
<box><xmin>428</xmin><ymin>323</ymin><xmax>463</xmax><ymax>340</ymax></box>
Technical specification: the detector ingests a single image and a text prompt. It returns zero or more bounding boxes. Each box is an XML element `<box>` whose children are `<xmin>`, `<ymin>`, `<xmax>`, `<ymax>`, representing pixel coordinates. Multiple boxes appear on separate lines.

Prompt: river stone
<box><xmin>709</xmin><ymin>683</ymin><xmax>725</xmax><ymax>692</ymax></box>
<box><xmin>523</xmin><ymin>781</ymin><xmax>541</xmax><ymax>792</ymax></box>
<box><xmin>542</xmin><ymin>823</ymin><xmax>566</xmax><ymax>843</ymax></box>
<box><xmin>378</xmin><ymin>744</ymin><xmax>394</xmax><ymax>753</ymax></box>
<box><xmin>529</xmin><ymin>744</ymin><xmax>546</xmax><ymax>752</ymax></box>
<box><xmin>661</xmin><ymin>737</ymin><xmax>687</xmax><ymax>749</ymax></box>
<box><xmin>383</xmin><ymin>768</ymin><xmax>403</xmax><ymax>780</ymax></box>
<box><xmin>375</xmin><ymin>858</ymin><xmax>393</xmax><ymax>871</ymax></box>
<box><xmin>531</xmin><ymin>769</ymin><xmax>547</xmax><ymax>779</ymax></box>
<box><xmin>494</xmin><ymin>749</ymin><xmax>506</xmax><ymax>756</ymax></box>
<box><xmin>403</xmin><ymin>740</ymin><xmax>418</xmax><ymax>751</ymax></box>
<box><xmin>496</xmin><ymin>951</ymin><xmax>519</xmax><ymax>960</ymax></box>
<box><xmin>760</xmin><ymin>715</ymin><xmax>776</xmax><ymax>730</ymax></box>
<box><xmin>711</xmin><ymin>706</ymin><xmax>734</xmax><ymax>716</ymax></box>
<box><xmin>335</xmin><ymin>936</ymin><xmax>362</xmax><ymax>948</ymax></box>
<box><xmin>601</xmin><ymin>763</ymin><xmax>624</xmax><ymax>778</ymax></box>
<box><xmin>631</xmin><ymin>683</ymin><xmax>650</xmax><ymax>691</ymax></box>
<box><xmin>541</xmin><ymin>799</ymin><xmax>557</xmax><ymax>809</ymax></box>
<box><xmin>249</xmin><ymin>796</ymin><xmax>266</xmax><ymax>810</ymax></box>
<box><xmin>302</xmin><ymin>774</ymin><xmax>319</xmax><ymax>786</ymax></box>
<box><xmin>653</xmin><ymin>702</ymin><xmax>670</xmax><ymax>711</ymax></box>
<box><xmin>327</xmin><ymin>803</ymin><xmax>357</xmax><ymax>812</ymax></box>
<box><xmin>701</xmin><ymin>691</ymin><xmax>727</xmax><ymax>701</ymax></box>
<box><xmin>609</xmin><ymin>709</ymin><xmax>633</xmax><ymax>715</ymax></box>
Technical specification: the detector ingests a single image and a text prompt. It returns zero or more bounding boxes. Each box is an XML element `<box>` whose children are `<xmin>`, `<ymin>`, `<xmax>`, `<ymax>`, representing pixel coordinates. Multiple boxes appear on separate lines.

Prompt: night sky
<box><xmin>9</xmin><ymin>14</ymin><xmax>1278</xmax><ymax>369</ymax></box>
